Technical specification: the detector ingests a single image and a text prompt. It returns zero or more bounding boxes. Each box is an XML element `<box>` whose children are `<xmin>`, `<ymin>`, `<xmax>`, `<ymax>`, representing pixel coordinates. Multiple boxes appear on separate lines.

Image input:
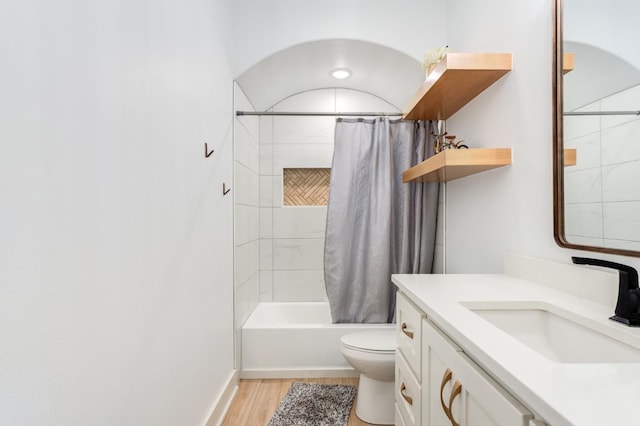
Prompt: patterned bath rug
<box><xmin>268</xmin><ymin>382</ymin><xmax>356</xmax><ymax>426</ymax></box>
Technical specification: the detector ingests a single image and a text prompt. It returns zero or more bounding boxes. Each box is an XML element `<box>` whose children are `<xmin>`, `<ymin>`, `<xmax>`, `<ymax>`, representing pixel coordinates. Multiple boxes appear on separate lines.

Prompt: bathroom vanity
<box><xmin>393</xmin><ymin>261</ymin><xmax>640</xmax><ymax>426</ymax></box>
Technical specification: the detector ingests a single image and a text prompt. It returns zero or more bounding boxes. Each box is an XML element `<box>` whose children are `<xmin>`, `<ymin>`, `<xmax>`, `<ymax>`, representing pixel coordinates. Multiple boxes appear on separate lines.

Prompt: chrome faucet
<box><xmin>572</xmin><ymin>257</ymin><xmax>640</xmax><ymax>326</ymax></box>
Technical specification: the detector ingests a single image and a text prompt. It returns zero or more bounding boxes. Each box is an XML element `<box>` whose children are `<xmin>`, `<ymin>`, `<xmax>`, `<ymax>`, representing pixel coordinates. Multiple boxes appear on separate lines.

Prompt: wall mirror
<box><xmin>554</xmin><ymin>0</ymin><xmax>640</xmax><ymax>257</ymax></box>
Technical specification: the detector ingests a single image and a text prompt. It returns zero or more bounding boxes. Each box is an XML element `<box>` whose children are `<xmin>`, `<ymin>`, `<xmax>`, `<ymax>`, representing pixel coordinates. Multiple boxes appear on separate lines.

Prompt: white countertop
<box><xmin>392</xmin><ymin>273</ymin><xmax>640</xmax><ymax>426</ymax></box>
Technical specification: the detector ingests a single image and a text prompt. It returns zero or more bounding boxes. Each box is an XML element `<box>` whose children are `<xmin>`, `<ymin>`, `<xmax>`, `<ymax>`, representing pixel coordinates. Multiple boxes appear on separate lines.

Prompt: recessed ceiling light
<box><xmin>331</xmin><ymin>68</ymin><xmax>351</xmax><ymax>79</ymax></box>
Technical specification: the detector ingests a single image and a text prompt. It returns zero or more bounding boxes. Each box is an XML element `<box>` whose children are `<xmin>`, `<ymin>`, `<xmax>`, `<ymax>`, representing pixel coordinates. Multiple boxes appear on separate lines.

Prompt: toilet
<box><xmin>340</xmin><ymin>329</ymin><xmax>396</xmax><ymax>425</ymax></box>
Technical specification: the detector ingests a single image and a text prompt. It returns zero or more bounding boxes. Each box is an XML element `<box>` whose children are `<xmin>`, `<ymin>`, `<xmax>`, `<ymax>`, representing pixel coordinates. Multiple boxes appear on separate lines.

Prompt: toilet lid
<box><xmin>341</xmin><ymin>330</ymin><xmax>396</xmax><ymax>353</ymax></box>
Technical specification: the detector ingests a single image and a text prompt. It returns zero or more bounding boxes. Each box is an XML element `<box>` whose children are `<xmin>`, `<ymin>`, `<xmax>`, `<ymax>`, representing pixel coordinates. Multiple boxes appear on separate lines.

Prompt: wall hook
<box><xmin>223</xmin><ymin>183</ymin><xmax>231</xmax><ymax>196</ymax></box>
<box><xmin>204</xmin><ymin>143</ymin><xmax>215</xmax><ymax>158</ymax></box>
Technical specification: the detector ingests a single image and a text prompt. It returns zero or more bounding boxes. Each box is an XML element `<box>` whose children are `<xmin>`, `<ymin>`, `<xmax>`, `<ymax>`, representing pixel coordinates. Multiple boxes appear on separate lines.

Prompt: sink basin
<box><xmin>464</xmin><ymin>302</ymin><xmax>640</xmax><ymax>363</ymax></box>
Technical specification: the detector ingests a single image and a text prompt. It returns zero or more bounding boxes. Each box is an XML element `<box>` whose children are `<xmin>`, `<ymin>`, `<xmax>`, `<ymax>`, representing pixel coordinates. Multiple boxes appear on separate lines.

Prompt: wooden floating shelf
<box><xmin>564</xmin><ymin>148</ymin><xmax>576</xmax><ymax>166</ymax></box>
<box><xmin>563</xmin><ymin>52</ymin><xmax>575</xmax><ymax>74</ymax></box>
<box><xmin>402</xmin><ymin>53</ymin><xmax>513</xmax><ymax>120</ymax></box>
<box><xmin>403</xmin><ymin>148</ymin><xmax>512</xmax><ymax>183</ymax></box>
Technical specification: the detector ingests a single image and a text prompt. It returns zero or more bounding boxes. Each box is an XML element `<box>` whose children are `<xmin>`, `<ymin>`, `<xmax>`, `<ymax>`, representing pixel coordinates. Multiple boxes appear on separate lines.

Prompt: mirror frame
<box><xmin>553</xmin><ymin>0</ymin><xmax>640</xmax><ymax>257</ymax></box>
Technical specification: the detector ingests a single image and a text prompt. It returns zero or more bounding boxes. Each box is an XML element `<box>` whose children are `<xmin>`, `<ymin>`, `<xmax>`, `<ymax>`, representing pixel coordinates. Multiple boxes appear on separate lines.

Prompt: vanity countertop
<box><xmin>392</xmin><ymin>273</ymin><xmax>640</xmax><ymax>426</ymax></box>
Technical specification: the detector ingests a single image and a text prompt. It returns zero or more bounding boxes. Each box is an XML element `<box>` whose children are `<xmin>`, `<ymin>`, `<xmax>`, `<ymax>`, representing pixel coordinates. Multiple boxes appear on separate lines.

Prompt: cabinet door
<box><xmin>422</xmin><ymin>319</ymin><xmax>463</xmax><ymax>426</ymax></box>
<box><xmin>422</xmin><ymin>320</ymin><xmax>533</xmax><ymax>426</ymax></box>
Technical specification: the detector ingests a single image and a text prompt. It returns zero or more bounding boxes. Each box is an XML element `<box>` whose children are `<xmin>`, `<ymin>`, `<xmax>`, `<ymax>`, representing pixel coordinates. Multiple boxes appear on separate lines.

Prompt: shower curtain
<box><xmin>324</xmin><ymin>118</ymin><xmax>439</xmax><ymax>323</ymax></box>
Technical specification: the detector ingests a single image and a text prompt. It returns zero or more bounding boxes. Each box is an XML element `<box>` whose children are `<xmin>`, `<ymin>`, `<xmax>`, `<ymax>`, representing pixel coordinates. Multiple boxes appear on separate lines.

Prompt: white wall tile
<box><xmin>273</xmin><ymin>117</ymin><xmax>336</xmax><ymax>145</ymax></box>
<box><xmin>564</xmin><ymin>203</ymin><xmax>604</xmax><ymax>238</ymax></box>
<box><xmin>234</xmin><ymin>204</ymin><xmax>251</xmax><ymax>246</ymax></box>
<box><xmin>235</xmin><ymin>273</ymin><xmax>260</xmax><ymax>327</ymax></box>
<box><xmin>335</xmin><ymin>89</ymin><xmax>399</xmax><ymax>113</ymax></box>
<box><xmin>259</xmin><ymin>271</ymin><xmax>273</xmax><ymax>302</ymax></box>
<box><xmin>249</xmin><ymin>169</ymin><xmax>259</xmax><ymax>207</ymax></box>
<box><xmin>563</xmin><ymin>167</ymin><xmax>603</xmax><ymax>203</ymax></box>
<box><xmin>564</xmin><ymin>132</ymin><xmax>601</xmax><ymax>171</ymax></box>
<box><xmin>602</xmin><ymin>160</ymin><xmax>640</xmax><ymax>202</ymax></box>
<box><xmin>272</xmin><ymin>144</ymin><xmax>335</xmax><ymax>170</ymax></box>
<box><xmin>272</xmin><ymin>270</ymin><xmax>326</xmax><ymax>302</ymax></box>
<box><xmin>248</xmin><ymin>140</ymin><xmax>259</xmax><ymax>174</ymax></box>
<box><xmin>234</xmin><ymin>280</ymin><xmax>250</xmax><ymax>326</ymax></box>
<box><xmin>601</xmin><ymin>84</ymin><xmax>640</xmax><ymax>130</ymax></box>
<box><xmin>234</xmin><ymin>124</ymin><xmax>251</xmax><ymax>170</ymax></box>
<box><xmin>259</xmin><ymin>144</ymin><xmax>273</xmax><ymax>175</ymax></box>
<box><xmin>259</xmin><ymin>175</ymin><xmax>273</xmax><ymax>207</ymax></box>
<box><xmin>234</xmin><ymin>242</ymin><xmax>250</xmax><ymax>288</ymax></box>
<box><xmin>564</xmin><ymin>101</ymin><xmax>600</xmax><ymax>141</ymax></box>
<box><xmin>234</xmin><ymin>163</ymin><xmax>252</xmax><ymax>206</ymax></box>
<box><xmin>259</xmin><ymin>207</ymin><xmax>273</xmax><ymax>239</ymax></box>
<box><xmin>248</xmin><ymin>239</ymin><xmax>259</xmax><ymax>278</ymax></box>
<box><xmin>273</xmin><ymin>207</ymin><xmax>328</xmax><ymax>238</ymax></box>
<box><xmin>601</xmin><ymin>119</ymin><xmax>640</xmax><ymax>166</ymax></box>
<box><xmin>234</xmin><ymin>240</ymin><xmax>259</xmax><ymax>288</ymax></box>
<box><xmin>563</xmin><ymin>84</ymin><xmax>640</xmax><ymax>255</ymax></box>
<box><xmin>272</xmin><ymin>174</ymin><xmax>283</xmax><ymax>207</ymax></box>
<box><xmin>603</xmin><ymin>201</ymin><xmax>640</xmax><ymax>242</ymax></box>
<box><xmin>273</xmin><ymin>238</ymin><xmax>324</xmax><ymax>270</ymax></box>
<box><xmin>248</xmin><ymin>272</ymin><xmax>260</xmax><ymax>311</ymax></box>
<box><xmin>259</xmin><ymin>239</ymin><xmax>272</xmax><ymax>270</ymax></box>
<box><xmin>259</xmin><ymin>116</ymin><xmax>273</xmax><ymax>145</ymax></box>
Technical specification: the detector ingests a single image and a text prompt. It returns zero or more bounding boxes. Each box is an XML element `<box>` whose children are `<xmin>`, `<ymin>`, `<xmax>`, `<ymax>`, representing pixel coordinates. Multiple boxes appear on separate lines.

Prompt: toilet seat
<box><xmin>341</xmin><ymin>330</ymin><xmax>396</xmax><ymax>354</ymax></box>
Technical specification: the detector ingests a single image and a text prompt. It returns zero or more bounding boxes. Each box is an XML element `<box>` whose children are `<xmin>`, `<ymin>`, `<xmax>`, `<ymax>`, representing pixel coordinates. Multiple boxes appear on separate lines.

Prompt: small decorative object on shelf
<box><xmin>444</xmin><ymin>135</ymin><xmax>468</xmax><ymax>150</ymax></box>
<box><xmin>431</xmin><ymin>120</ymin><xmax>467</xmax><ymax>153</ymax></box>
<box><xmin>422</xmin><ymin>45</ymin><xmax>449</xmax><ymax>77</ymax></box>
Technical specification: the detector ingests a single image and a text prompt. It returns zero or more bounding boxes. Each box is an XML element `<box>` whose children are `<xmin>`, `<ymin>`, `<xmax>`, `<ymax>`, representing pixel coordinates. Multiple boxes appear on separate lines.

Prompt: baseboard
<box><xmin>240</xmin><ymin>367</ymin><xmax>358</xmax><ymax>380</ymax></box>
<box><xmin>204</xmin><ymin>369</ymin><xmax>239</xmax><ymax>426</ymax></box>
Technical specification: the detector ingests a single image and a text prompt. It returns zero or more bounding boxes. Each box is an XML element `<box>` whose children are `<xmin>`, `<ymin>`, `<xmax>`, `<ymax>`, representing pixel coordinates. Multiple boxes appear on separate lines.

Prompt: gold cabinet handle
<box><xmin>440</xmin><ymin>368</ymin><xmax>453</xmax><ymax>421</ymax></box>
<box><xmin>400</xmin><ymin>382</ymin><xmax>413</xmax><ymax>405</ymax></box>
<box><xmin>401</xmin><ymin>322</ymin><xmax>414</xmax><ymax>339</ymax></box>
<box><xmin>448</xmin><ymin>380</ymin><xmax>462</xmax><ymax>426</ymax></box>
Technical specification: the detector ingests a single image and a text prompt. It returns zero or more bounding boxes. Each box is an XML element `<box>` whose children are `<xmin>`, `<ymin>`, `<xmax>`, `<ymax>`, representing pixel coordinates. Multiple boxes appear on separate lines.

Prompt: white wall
<box><xmin>444</xmin><ymin>0</ymin><xmax>640</xmax><ymax>273</ymax></box>
<box><xmin>231</xmin><ymin>0</ymin><xmax>447</xmax><ymax>75</ymax></box>
<box><xmin>564</xmin><ymin>84</ymin><xmax>640</xmax><ymax>251</ymax></box>
<box><xmin>0</xmin><ymin>1</ymin><xmax>236</xmax><ymax>425</ymax></box>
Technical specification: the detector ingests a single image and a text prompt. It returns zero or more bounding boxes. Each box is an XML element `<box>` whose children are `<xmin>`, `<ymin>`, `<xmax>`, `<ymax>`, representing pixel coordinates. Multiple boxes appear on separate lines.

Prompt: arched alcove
<box><xmin>235</xmin><ymin>39</ymin><xmax>424</xmax><ymax>111</ymax></box>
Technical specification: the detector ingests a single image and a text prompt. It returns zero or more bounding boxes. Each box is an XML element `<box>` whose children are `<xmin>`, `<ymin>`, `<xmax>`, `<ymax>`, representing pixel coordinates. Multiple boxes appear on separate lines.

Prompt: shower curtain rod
<box><xmin>236</xmin><ymin>111</ymin><xmax>404</xmax><ymax>117</ymax></box>
<box><xmin>564</xmin><ymin>110</ymin><xmax>640</xmax><ymax>116</ymax></box>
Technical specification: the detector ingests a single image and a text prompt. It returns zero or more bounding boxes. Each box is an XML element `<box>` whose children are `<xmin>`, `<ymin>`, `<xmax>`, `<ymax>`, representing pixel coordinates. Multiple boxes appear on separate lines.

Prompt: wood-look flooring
<box><xmin>222</xmin><ymin>377</ymin><xmax>373</xmax><ymax>426</ymax></box>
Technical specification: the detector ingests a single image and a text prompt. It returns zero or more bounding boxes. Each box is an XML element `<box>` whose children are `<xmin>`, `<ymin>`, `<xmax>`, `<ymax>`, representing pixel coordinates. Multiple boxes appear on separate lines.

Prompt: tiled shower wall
<box><xmin>564</xmin><ymin>84</ymin><xmax>640</xmax><ymax>250</ymax></box>
<box><xmin>257</xmin><ymin>88</ymin><xmax>445</xmax><ymax>302</ymax></box>
<box><xmin>233</xmin><ymin>83</ymin><xmax>260</xmax><ymax>367</ymax></box>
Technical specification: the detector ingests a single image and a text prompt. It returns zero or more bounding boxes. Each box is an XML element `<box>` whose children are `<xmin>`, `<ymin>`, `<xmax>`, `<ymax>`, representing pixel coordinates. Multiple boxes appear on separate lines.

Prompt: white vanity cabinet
<box><xmin>395</xmin><ymin>290</ymin><xmax>544</xmax><ymax>426</ymax></box>
<box><xmin>422</xmin><ymin>319</ymin><xmax>533</xmax><ymax>425</ymax></box>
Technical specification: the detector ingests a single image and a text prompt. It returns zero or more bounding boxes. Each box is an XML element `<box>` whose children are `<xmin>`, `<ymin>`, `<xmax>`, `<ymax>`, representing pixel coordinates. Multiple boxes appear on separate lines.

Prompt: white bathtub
<box><xmin>241</xmin><ymin>302</ymin><xmax>395</xmax><ymax>379</ymax></box>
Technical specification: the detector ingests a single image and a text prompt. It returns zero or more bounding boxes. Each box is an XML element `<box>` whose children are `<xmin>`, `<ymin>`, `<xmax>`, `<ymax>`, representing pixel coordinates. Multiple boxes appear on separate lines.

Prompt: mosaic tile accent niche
<box><xmin>283</xmin><ymin>168</ymin><xmax>331</xmax><ymax>206</ymax></box>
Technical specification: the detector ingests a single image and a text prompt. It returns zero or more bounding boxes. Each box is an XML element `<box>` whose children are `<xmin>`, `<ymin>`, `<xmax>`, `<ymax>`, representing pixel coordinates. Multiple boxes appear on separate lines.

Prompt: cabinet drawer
<box><xmin>396</xmin><ymin>292</ymin><xmax>423</xmax><ymax>376</ymax></box>
<box><xmin>396</xmin><ymin>351</ymin><xmax>421</xmax><ymax>426</ymax></box>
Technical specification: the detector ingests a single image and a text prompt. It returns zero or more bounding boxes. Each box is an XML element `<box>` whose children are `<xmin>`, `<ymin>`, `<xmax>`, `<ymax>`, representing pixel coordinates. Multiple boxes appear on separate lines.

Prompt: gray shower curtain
<box><xmin>324</xmin><ymin>118</ymin><xmax>439</xmax><ymax>323</ymax></box>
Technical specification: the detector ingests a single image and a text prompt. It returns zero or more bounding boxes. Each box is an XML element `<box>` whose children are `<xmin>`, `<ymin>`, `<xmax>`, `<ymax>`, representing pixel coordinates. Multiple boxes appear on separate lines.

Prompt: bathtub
<box><xmin>241</xmin><ymin>302</ymin><xmax>395</xmax><ymax>379</ymax></box>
